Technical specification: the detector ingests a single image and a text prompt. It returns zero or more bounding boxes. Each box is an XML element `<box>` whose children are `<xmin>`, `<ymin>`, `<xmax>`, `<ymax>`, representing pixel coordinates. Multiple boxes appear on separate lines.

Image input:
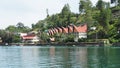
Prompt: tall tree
<box><xmin>79</xmin><ymin>0</ymin><xmax>92</xmax><ymax>14</ymax></box>
<box><xmin>61</xmin><ymin>4</ymin><xmax>71</xmax><ymax>16</ymax></box>
<box><xmin>96</xmin><ymin>2</ymin><xmax>111</xmax><ymax>38</ymax></box>
<box><xmin>79</xmin><ymin>0</ymin><xmax>93</xmax><ymax>26</ymax></box>
<box><xmin>61</xmin><ymin>4</ymin><xmax>71</xmax><ymax>26</ymax></box>
<box><xmin>16</xmin><ymin>22</ymin><xmax>31</xmax><ymax>32</ymax></box>
<box><xmin>16</xmin><ymin>22</ymin><xmax>25</xmax><ymax>28</ymax></box>
<box><xmin>97</xmin><ymin>2</ymin><xmax>111</xmax><ymax>29</ymax></box>
<box><xmin>96</xmin><ymin>0</ymin><xmax>105</xmax><ymax>11</ymax></box>
<box><xmin>6</xmin><ymin>25</ymin><xmax>17</xmax><ymax>32</ymax></box>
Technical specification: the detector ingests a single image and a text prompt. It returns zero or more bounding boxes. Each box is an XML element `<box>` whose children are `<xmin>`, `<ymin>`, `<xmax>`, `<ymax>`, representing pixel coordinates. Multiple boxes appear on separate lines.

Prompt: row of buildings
<box><xmin>20</xmin><ymin>24</ymin><xmax>87</xmax><ymax>44</ymax></box>
<box><xmin>47</xmin><ymin>24</ymin><xmax>87</xmax><ymax>42</ymax></box>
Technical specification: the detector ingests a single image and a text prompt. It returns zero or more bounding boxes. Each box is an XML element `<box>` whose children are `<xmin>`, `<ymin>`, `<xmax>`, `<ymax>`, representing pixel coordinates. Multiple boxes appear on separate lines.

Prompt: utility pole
<box><xmin>46</xmin><ymin>9</ymin><xmax>49</xmax><ymax>18</ymax></box>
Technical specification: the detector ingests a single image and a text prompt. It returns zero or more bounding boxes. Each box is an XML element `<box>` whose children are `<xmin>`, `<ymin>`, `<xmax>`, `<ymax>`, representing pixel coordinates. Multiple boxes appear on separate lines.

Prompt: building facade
<box><xmin>20</xmin><ymin>33</ymin><xmax>39</xmax><ymax>44</ymax></box>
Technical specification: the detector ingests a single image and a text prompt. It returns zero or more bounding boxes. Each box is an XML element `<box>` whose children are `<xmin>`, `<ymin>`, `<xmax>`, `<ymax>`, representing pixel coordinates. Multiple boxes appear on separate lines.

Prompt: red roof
<box><xmin>74</xmin><ymin>24</ymin><xmax>87</xmax><ymax>33</ymax></box>
<box><xmin>68</xmin><ymin>26</ymin><xmax>73</xmax><ymax>33</ymax></box>
<box><xmin>62</xmin><ymin>27</ymin><xmax>68</xmax><ymax>33</ymax></box>
<box><xmin>50</xmin><ymin>29</ymin><xmax>54</xmax><ymax>35</ymax></box>
<box><xmin>47</xmin><ymin>24</ymin><xmax>87</xmax><ymax>35</ymax></box>
<box><xmin>48</xmin><ymin>28</ymin><xmax>57</xmax><ymax>35</ymax></box>
<box><xmin>22</xmin><ymin>35</ymin><xmax>36</xmax><ymax>40</ymax></box>
<box><xmin>73</xmin><ymin>25</ymin><xmax>78</xmax><ymax>32</ymax></box>
<box><xmin>57</xmin><ymin>27</ymin><xmax>62</xmax><ymax>33</ymax></box>
<box><xmin>54</xmin><ymin>28</ymin><xmax>58</xmax><ymax>33</ymax></box>
<box><xmin>48</xmin><ymin>29</ymin><xmax>52</xmax><ymax>35</ymax></box>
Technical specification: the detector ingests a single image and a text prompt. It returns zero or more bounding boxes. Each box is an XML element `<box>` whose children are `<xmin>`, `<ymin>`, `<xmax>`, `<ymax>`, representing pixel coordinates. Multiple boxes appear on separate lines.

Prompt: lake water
<box><xmin>0</xmin><ymin>46</ymin><xmax>120</xmax><ymax>68</ymax></box>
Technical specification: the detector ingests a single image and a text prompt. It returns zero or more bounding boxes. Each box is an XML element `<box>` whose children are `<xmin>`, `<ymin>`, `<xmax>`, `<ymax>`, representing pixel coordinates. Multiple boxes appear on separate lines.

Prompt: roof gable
<box><xmin>48</xmin><ymin>24</ymin><xmax>87</xmax><ymax>35</ymax></box>
<box><xmin>74</xmin><ymin>24</ymin><xmax>87</xmax><ymax>33</ymax></box>
<box><xmin>68</xmin><ymin>26</ymin><xmax>73</xmax><ymax>33</ymax></box>
<box><xmin>57</xmin><ymin>27</ymin><xmax>62</xmax><ymax>33</ymax></box>
<box><xmin>62</xmin><ymin>27</ymin><xmax>68</xmax><ymax>33</ymax></box>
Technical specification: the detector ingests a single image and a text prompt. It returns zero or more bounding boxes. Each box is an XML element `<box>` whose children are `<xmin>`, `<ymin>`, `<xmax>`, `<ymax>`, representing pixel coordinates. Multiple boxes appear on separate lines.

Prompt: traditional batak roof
<box><xmin>49</xmin><ymin>29</ymin><xmax>54</xmax><ymax>35</ymax></box>
<box><xmin>48</xmin><ymin>24</ymin><xmax>87</xmax><ymax>35</ymax></box>
<box><xmin>74</xmin><ymin>24</ymin><xmax>87</xmax><ymax>33</ymax></box>
<box><xmin>68</xmin><ymin>25</ymin><xmax>73</xmax><ymax>33</ymax></box>
<box><xmin>57</xmin><ymin>27</ymin><xmax>62</xmax><ymax>33</ymax></box>
<box><xmin>62</xmin><ymin>27</ymin><xmax>68</xmax><ymax>33</ymax></box>
<box><xmin>54</xmin><ymin>28</ymin><xmax>59</xmax><ymax>33</ymax></box>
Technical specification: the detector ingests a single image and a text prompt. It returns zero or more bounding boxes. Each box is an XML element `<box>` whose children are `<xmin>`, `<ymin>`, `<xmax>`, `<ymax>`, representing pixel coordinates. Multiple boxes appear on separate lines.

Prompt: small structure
<box><xmin>21</xmin><ymin>33</ymin><xmax>39</xmax><ymax>44</ymax></box>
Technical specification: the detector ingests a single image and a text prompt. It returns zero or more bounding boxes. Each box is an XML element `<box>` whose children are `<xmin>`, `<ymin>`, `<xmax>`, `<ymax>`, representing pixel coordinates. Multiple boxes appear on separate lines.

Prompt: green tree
<box><xmin>16</xmin><ymin>22</ymin><xmax>31</xmax><ymax>32</ymax></box>
<box><xmin>99</xmin><ymin>8</ymin><xmax>111</xmax><ymax>30</ymax></box>
<box><xmin>6</xmin><ymin>25</ymin><xmax>17</xmax><ymax>32</ymax></box>
<box><xmin>16</xmin><ymin>22</ymin><xmax>25</xmax><ymax>28</ymax></box>
<box><xmin>96</xmin><ymin>2</ymin><xmax>111</xmax><ymax>38</ymax></box>
<box><xmin>39</xmin><ymin>32</ymin><xmax>49</xmax><ymax>42</ymax></box>
<box><xmin>61</xmin><ymin>4</ymin><xmax>71</xmax><ymax>26</ymax></box>
<box><xmin>79</xmin><ymin>0</ymin><xmax>92</xmax><ymax>14</ymax></box>
<box><xmin>61</xmin><ymin>4</ymin><xmax>71</xmax><ymax>17</ymax></box>
<box><xmin>64</xmin><ymin>34</ymin><xmax>74</xmax><ymax>42</ymax></box>
<box><xmin>79</xmin><ymin>0</ymin><xmax>93</xmax><ymax>26</ymax></box>
<box><xmin>118</xmin><ymin>0</ymin><xmax>120</xmax><ymax>6</ymax></box>
<box><xmin>0</xmin><ymin>30</ymin><xmax>13</xmax><ymax>43</ymax></box>
<box><xmin>96</xmin><ymin>0</ymin><xmax>105</xmax><ymax>11</ymax></box>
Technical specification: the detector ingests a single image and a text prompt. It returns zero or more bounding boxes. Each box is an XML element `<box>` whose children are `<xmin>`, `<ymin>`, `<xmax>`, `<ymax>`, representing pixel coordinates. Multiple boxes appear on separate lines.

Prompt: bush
<box><xmin>78</xmin><ymin>38</ymin><xmax>87</xmax><ymax>42</ymax></box>
<box><xmin>64</xmin><ymin>34</ymin><xmax>74</xmax><ymax>42</ymax></box>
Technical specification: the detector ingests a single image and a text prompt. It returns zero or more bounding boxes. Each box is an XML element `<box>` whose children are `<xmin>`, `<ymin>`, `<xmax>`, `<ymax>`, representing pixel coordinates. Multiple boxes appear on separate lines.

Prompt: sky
<box><xmin>0</xmin><ymin>0</ymin><xmax>110</xmax><ymax>29</ymax></box>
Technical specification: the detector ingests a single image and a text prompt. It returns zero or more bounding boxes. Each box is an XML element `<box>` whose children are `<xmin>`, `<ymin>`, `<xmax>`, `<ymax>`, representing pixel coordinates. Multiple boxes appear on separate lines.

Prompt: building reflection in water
<box><xmin>75</xmin><ymin>47</ymin><xmax>88</xmax><ymax>68</ymax></box>
<box><xmin>49</xmin><ymin>46</ymin><xmax>55</xmax><ymax>67</ymax></box>
<box><xmin>49</xmin><ymin>46</ymin><xmax>88</xmax><ymax>68</ymax></box>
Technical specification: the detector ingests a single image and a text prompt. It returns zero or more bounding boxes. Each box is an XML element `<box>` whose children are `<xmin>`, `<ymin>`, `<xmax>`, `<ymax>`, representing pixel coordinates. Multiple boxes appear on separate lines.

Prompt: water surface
<box><xmin>0</xmin><ymin>46</ymin><xmax>120</xmax><ymax>68</ymax></box>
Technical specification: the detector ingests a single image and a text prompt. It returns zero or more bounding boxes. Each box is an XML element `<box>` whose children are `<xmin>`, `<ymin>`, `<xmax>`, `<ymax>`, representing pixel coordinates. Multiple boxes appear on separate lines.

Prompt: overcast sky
<box><xmin>0</xmin><ymin>0</ymin><xmax>110</xmax><ymax>29</ymax></box>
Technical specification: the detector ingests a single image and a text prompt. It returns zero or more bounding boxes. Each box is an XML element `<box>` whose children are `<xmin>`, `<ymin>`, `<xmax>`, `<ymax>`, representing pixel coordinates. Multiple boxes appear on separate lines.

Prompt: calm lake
<box><xmin>0</xmin><ymin>46</ymin><xmax>120</xmax><ymax>68</ymax></box>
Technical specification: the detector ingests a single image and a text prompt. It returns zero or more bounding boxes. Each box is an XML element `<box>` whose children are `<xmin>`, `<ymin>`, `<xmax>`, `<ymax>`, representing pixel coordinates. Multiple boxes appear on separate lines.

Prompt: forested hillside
<box><xmin>32</xmin><ymin>0</ymin><xmax>120</xmax><ymax>43</ymax></box>
<box><xmin>0</xmin><ymin>0</ymin><xmax>120</xmax><ymax>43</ymax></box>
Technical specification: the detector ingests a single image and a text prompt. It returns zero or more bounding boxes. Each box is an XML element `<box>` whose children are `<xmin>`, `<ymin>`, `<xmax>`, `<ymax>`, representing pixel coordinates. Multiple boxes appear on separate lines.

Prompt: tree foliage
<box><xmin>79</xmin><ymin>0</ymin><xmax>93</xmax><ymax>27</ymax></box>
<box><xmin>3</xmin><ymin>22</ymin><xmax>31</xmax><ymax>43</ymax></box>
<box><xmin>96</xmin><ymin>0</ymin><xmax>105</xmax><ymax>11</ymax></box>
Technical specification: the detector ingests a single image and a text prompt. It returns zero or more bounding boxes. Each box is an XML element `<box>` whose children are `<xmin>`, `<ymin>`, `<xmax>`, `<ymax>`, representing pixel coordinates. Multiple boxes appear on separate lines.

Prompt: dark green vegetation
<box><xmin>0</xmin><ymin>22</ymin><xmax>31</xmax><ymax>43</ymax></box>
<box><xmin>0</xmin><ymin>0</ymin><xmax>120</xmax><ymax>43</ymax></box>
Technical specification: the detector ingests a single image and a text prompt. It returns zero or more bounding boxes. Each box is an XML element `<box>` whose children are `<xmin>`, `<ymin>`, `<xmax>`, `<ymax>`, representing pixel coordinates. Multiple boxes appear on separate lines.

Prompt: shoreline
<box><xmin>0</xmin><ymin>42</ymin><xmax>105</xmax><ymax>46</ymax></box>
<box><xmin>0</xmin><ymin>42</ymin><xmax>119</xmax><ymax>46</ymax></box>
